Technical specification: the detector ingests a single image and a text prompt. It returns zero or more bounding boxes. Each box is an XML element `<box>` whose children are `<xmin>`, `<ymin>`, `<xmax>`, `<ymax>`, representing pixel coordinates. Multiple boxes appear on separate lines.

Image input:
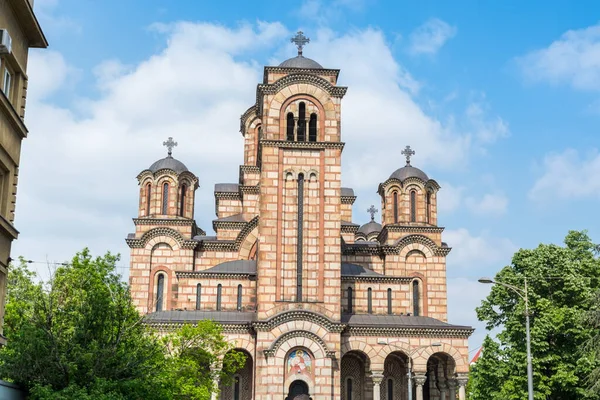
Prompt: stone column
<box><xmin>457</xmin><ymin>375</ymin><xmax>468</xmax><ymax>400</ymax></box>
<box><xmin>448</xmin><ymin>379</ymin><xmax>457</xmax><ymax>399</ymax></box>
<box><xmin>414</xmin><ymin>375</ymin><xmax>427</xmax><ymax>400</ymax></box>
<box><xmin>210</xmin><ymin>364</ymin><xmax>222</xmax><ymax>400</ymax></box>
<box><xmin>371</xmin><ymin>373</ymin><xmax>384</xmax><ymax>400</ymax></box>
<box><xmin>438</xmin><ymin>379</ymin><xmax>447</xmax><ymax>400</ymax></box>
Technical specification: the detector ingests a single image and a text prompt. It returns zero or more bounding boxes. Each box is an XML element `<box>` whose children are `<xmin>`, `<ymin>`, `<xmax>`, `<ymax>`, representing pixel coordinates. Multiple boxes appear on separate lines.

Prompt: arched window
<box><xmin>233</xmin><ymin>376</ymin><xmax>241</xmax><ymax>400</ymax></box>
<box><xmin>347</xmin><ymin>287</ymin><xmax>353</xmax><ymax>313</ymax></box>
<box><xmin>346</xmin><ymin>377</ymin><xmax>353</xmax><ymax>400</ymax></box>
<box><xmin>413</xmin><ymin>280</ymin><xmax>420</xmax><ymax>316</ymax></box>
<box><xmin>216</xmin><ymin>284</ymin><xmax>222</xmax><ymax>311</ymax></box>
<box><xmin>393</xmin><ymin>191</ymin><xmax>398</xmax><ymax>223</ymax></box>
<box><xmin>387</xmin><ymin>288</ymin><xmax>392</xmax><ymax>315</ymax></box>
<box><xmin>179</xmin><ymin>184</ymin><xmax>187</xmax><ymax>217</ymax></box>
<box><xmin>162</xmin><ymin>183</ymin><xmax>169</xmax><ymax>214</ymax></box>
<box><xmin>410</xmin><ymin>190</ymin><xmax>416</xmax><ymax>222</ymax></box>
<box><xmin>426</xmin><ymin>192</ymin><xmax>431</xmax><ymax>224</ymax></box>
<box><xmin>309</xmin><ymin>113</ymin><xmax>317</xmax><ymax>142</ymax></box>
<box><xmin>367</xmin><ymin>288</ymin><xmax>373</xmax><ymax>314</ymax></box>
<box><xmin>387</xmin><ymin>378</ymin><xmax>394</xmax><ymax>400</ymax></box>
<box><xmin>237</xmin><ymin>284</ymin><xmax>242</xmax><ymax>311</ymax></box>
<box><xmin>195</xmin><ymin>283</ymin><xmax>201</xmax><ymax>310</ymax></box>
<box><xmin>297</xmin><ymin>102</ymin><xmax>306</xmax><ymax>141</ymax></box>
<box><xmin>286</xmin><ymin>112</ymin><xmax>295</xmax><ymax>141</ymax></box>
<box><xmin>156</xmin><ymin>274</ymin><xmax>164</xmax><ymax>312</ymax></box>
<box><xmin>146</xmin><ymin>183</ymin><xmax>152</xmax><ymax>216</ymax></box>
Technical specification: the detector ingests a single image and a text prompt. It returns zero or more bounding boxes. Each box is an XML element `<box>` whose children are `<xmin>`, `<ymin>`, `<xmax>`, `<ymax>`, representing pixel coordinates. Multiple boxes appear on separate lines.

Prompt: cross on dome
<box><xmin>401</xmin><ymin>145</ymin><xmax>415</xmax><ymax>166</ymax></box>
<box><xmin>291</xmin><ymin>31</ymin><xmax>310</xmax><ymax>56</ymax></box>
<box><xmin>163</xmin><ymin>137</ymin><xmax>178</xmax><ymax>157</ymax></box>
<box><xmin>367</xmin><ymin>205</ymin><xmax>378</xmax><ymax>221</ymax></box>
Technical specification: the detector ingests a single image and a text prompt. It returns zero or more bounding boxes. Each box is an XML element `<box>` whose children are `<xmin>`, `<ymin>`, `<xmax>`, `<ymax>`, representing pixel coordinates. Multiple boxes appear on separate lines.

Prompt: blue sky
<box><xmin>15</xmin><ymin>0</ymin><xmax>600</xmax><ymax>353</ymax></box>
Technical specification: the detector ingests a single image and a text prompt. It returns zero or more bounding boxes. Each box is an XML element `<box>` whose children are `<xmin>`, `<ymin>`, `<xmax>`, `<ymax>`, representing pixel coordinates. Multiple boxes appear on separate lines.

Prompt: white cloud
<box><xmin>465</xmin><ymin>193</ymin><xmax>508</xmax><ymax>216</ymax></box>
<box><xmin>465</xmin><ymin>102</ymin><xmax>509</xmax><ymax>144</ymax></box>
<box><xmin>437</xmin><ymin>182</ymin><xmax>464</xmax><ymax>213</ymax></box>
<box><xmin>408</xmin><ymin>18</ymin><xmax>457</xmax><ymax>56</ymax></box>
<box><xmin>529</xmin><ymin>148</ymin><xmax>600</xmax><ymax>201</ymax></box>
<box><xmin>445</xmin><ymin>228</ymin><xmax>517</xmax><ymax>270</ymax></box>
<box><xmin>298</xmin><ymin>0</ymin><xmax>366</xmax><ymax>24</ymax></box>
<box><xmin>518</xmin><ymin>23</ymin><xmax>600</xmax><ymax>91</ymax></box>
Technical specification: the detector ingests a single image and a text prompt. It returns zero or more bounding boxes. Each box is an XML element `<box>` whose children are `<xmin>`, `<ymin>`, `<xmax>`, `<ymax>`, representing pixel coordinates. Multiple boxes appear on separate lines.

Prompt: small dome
<box><xmin>389</xmin><ymin>165</ymin><xmax>429</xmax><ymax>182</ymax></box>
<box><xmin>149</xmin><ymin>156</ymin><xmax>188</xmax><ymax>174</ymax></box>
<box><xmin>279</xmin><ymin>55</ymin><xmax>323</xmax><ymax>69</ymax></box>
<box><xmin>358</xmin><ymin>220</ymin><xmax>382</xmax><ymax>236</ymax></box>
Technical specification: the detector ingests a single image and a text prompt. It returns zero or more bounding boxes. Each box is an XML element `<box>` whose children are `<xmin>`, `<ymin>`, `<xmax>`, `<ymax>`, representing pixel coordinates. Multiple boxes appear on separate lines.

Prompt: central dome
<box><xmin>278</xmin><ymin>55</ymin><xmax>323</xmax><ymax>69</ymax></box>
<box><xmin>149</xmin><ymin>156</ymin><xmax>188</xmax><ymax>174</ymax></box>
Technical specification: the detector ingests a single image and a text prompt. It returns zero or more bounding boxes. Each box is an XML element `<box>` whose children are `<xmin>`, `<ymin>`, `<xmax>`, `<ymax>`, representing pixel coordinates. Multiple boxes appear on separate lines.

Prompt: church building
<box><xmin>127</xmin><ymin>32</ymin><xmax>472</xmax><ymax>400</ymax></box>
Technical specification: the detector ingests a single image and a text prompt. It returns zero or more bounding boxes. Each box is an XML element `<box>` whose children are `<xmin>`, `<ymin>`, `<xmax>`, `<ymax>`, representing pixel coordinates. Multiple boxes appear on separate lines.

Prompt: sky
<box><xmin>14</xmin><ymin>0</ymin><xmax>600</xmax><ymax>354</ymax></box>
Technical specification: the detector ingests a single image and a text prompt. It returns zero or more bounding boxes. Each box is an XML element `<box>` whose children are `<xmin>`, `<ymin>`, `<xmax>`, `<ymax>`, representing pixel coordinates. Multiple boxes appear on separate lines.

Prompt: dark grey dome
<box><xmin>389</xmin><ymin>166</ymin><xmax>429</xmax><ymax>182</ymax></box>
<box><xmin>358</xmin><ymin>220</ymin><xmax>382</xmax><ymax>236</ymax></box>
<box><xmin>279</xmin><ymin>55</ymin><xmax>323</xmax><ymax>69</ymax></box>
<box><xmin>149</xmin><ymin>156</ymin><xmax>188</xmax><ymax>174</ymax></box>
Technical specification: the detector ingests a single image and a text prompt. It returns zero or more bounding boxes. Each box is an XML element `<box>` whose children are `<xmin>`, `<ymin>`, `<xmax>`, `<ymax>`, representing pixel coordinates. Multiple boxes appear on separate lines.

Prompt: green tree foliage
<box><xmin>0</xmin><ymin>249</ymin><xmax>246</xmax><ymax>399</ymax></box>
<box><xmin>470</xmin><ymin>231</ymin><xmax>600</xmax><ymax>400</ymax></box>
<box><xmin>585</xmin><ymin>291</ymin><xmax>600</xmax><ymax>394</ymax></box>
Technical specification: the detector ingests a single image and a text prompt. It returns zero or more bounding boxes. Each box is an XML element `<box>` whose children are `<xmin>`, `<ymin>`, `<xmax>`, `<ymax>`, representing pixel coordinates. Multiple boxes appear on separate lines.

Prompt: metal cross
<box><xmin>163</xmin><ymin>137</ymin><xmax>177</xmax><ymax>157</ymax></box>
<box><xmin>291</xmin><ymin>31</ymin><xmax>310</xmax><ymax>56</ymax></box>
<box><xmin>401</xmin><ymin>145</ymin><xmax>415</xmax><ymax>166</ymax></box>
<box><xmin>367</xmin><ymin>205</ymin><xmax>378</xmax><ymax>221</ymax></box>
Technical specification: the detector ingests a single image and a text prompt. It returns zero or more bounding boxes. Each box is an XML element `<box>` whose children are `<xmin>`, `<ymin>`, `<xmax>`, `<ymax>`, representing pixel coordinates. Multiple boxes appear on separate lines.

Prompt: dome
<box><xmin>148</xmin><ymin>156</ymin><xmax>188</xmax><ymax>174</ymax></box>
<box><xmin>389</xmin><ymin>165</ymin><xmax>429</xmax><ymax>182</ymax></box>
<box><xmin>358</xmin><ymin>220</ymin><xmax>382</xmax><ymax>236</ymax></box>
<box><xmin>278</xmin><ymin>55</ymin><xmax>323</xmax><ymax>69</ymax></box>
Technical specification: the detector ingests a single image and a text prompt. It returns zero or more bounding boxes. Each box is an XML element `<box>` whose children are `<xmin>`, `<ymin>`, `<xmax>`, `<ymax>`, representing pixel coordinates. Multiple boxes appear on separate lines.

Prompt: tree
<box><xmin>470</xmin><ymin>231</ymin><xmax>600</xmax><ymax>400</ymax></box>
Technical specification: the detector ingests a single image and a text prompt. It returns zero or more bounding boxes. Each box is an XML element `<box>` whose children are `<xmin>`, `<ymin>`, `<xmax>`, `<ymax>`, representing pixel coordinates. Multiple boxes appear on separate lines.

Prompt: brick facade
<box><xmin>127</xmin><ymin>48</ymin><xmax>471</xmax><ymax>400</ymax></box>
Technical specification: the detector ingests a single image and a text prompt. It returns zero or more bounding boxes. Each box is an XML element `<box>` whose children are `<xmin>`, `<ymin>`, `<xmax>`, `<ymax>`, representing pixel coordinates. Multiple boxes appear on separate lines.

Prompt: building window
<box><xmin>346</xmin><ymin>377</ymin><xmax>353</xmax><ymax>400</ymax></box>
<box><xmin>233</xmin><ymin>376</ymin><xmax>241</xmax><ymax>400</ymax></box>
<box><xmin>393</xmin><ymin>191</ymin><xmax>398</xmax><ymax>223</ymax></box>
<box><xmin>413</xmin><ymin>280</ymin><xmax>420</xmax><ymax>316</ymax></box>
<box><xmin>387</xmin><ymin>288</ymin><xmax>392</xmax><ymax>315</ymax></box>
<box><xmin>296</xmin><ymin>173</ymin><xmax>304</xmax><ymax>302</ymax></box>
<box><xmin>387</xmin><ymin>378</ymin><xmax>394</xmax><ymax>400</ymax></box>
<box><xmin>286</xmin><ymin>112</ymin><xmax>295</xmax><ymax>141</ymax></box>
<box><xmin>367</xmin><ymin>288</ymin><xmax>372</xmax><ymax>314</ymax></box>
<box><xmin>156</xmin><ymin>274</ymin><xmax>164</xmax><ymax>312</ymax></box>
<box><xmin>347</xmin><ymin>287</ymin><xmax>353</xmax><ymax>313</ymax></box>
<box><xmin>162</xmin><ymin>183</ymin><xmax>169</xmax><ymax>214</ymax></box>
<box><xmin>410</xmin><ymin>190</ymin><xmax>416</xmax><ymax>222</ymax></box>
<box><xmin>179</xmin><ymin>184</ymin><xmax>187</xmax><ymax>217</ymax></box>
<box><xmin>237</xmin><ymin>284</ymin><xmax>242</xmax><ymax>311</ymax></box>
<box><xmin>426</xmin><ymin>192</ymin><xmax>431</xmax><ymax>224</ymax></box>
<box><xmin>146</xmin><ymin>183</ymin><xmax>151</xmax><ymax>216</ymax></box>
<box><xmin>216</xmin><ymin>284</ymin><xmax>222</xmax><ymax>311</ymax></box>
<box><xmin>297</xmin><ymin>102</ymin><xmax>306</xmax><ymax>141</ymax></box>
<box><xmin>196</xmin><ymin>283</ymin><xmax>201</xmax><ymax>310</ymax></box>
<box><xmin>2</xmin><ymin>68</ymin><xmax>12</xmax><ymax>100</ymax></box>
<box><xmin>309</xmin><ymin>113</ymin><xmax>317</xmax><ymax>141</ymax></box>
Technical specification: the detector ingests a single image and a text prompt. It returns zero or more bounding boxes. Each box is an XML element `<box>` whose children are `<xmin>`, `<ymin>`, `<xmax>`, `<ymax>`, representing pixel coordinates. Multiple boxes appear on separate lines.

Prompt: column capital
<box><xmin>457</xmin><ymin>374</ymin><xmax>469</xmax><ymax>387</ymax></box>
<box><xmin>371</xmin><ymin>372</ymin><xmax>384</xmax><ymax>385</ymax></box>
<box><xmin>447</xmin><ymin>379</ymin><xmax>458</xmax><ymax>389</ymax></box>
<box><xmin>414</xmin><ymin>374</ymin><xmax>427</xmax><ymax>386</ymax></box>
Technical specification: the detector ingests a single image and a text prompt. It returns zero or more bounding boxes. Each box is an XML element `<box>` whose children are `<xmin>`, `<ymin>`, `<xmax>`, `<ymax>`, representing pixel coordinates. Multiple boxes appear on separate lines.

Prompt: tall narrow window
<box><xmin>195</xmin><ymin>283</ymin><xmax>201</xmax><ymax>310</ymax></box>
<box><xmin>296</xmin><ymin>173</ymin><xmax>304</xmax><ymax>301</ymax></box>
<box><xmin>410</xmin><ymin>190</ymin><xmax>416</xmax><ymax>222</ymax></box>
<box><xmin>387</xmin><ymin>288</ymin><xmax>393</xmax><ymax>315</ymax></box>
<box><xmin>387</xmin><ymin>379</ymin><xmax>394</xmax><ymax>400</ymax></box>
<box><xmin>367</xmin><ymin>288</ymin><xmax>373</xmax><ymax>314</ymax></box>
<box><xmin>286</xmin><ymin>112</ymin><xmax>295</xmax><ymax>141</ymax></box>
<box><xmin>146</xmin><ymin>183</ymin><xmax>152</xmax><ymax>216</ymax></box>
<box><xmin>179</xmin><ymin>184</ymin><xmax>187</xmax><ymax>217</ymax></box>
<box><xmin>426</xmin><ymin>192</ymin><xmax>431</xmax><ymax>224</ymax></box>
<box><xmin>237</xmin><ymin>284</ymin><xmax>242</xmax><ymax>311</ymax></box>
<box><xmin>297</xmin><ymin>102</ymin><xmax>306</xmax><ymax>141</ymax></box>
<box><xmin>162</xmin><ymin>183</ymin><xmax>169</xmax><ymax>214</ymax></box>
<box><xmin>393</xmin><ymin>191</ymin><xmax>398</xmax><ymax>223</ymax></box>
<box><xmin>216</xmin><ymin>284</ymin><xmax>222</xmax><ymax>311</ymax></box>
<box><xmin>347</xmin><ymin>287</ymin><xmax>353</xmax><ymax>313</ymax></box>
<box><xmin>413</xmin><ymin>280</ymin><xmax>420</xmax><ymax>316</ymax></box>
<box><xmin>233</xmin><ymin>376</ymin><xmax>241</xmax><ymax>400</ymax></box>
<box><xmin>346</xmin><ymin>378</ymin><xmax>353</xmax><ymax>400</ymax></box>
<box><xmin>309</xmin><ymin>113</ymin><xmax>317</xmax><ymax>142</ymax></box>
<box><xmin>2</xmin><ymin>68</ymin><xmax>12</xmax><ymax>99</ymax></box>
<box><xmin>156</xmin><ymin>274</ymin><xmax>164</xmax><ymax>312</ymax></box>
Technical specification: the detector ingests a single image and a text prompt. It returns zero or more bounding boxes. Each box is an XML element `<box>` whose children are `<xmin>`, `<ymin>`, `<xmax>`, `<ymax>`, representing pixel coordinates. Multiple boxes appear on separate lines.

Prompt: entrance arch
<box><xmin>286</xmin><ymin>380</ymin><xmax>311</xmax><ymax>400</ymax></box>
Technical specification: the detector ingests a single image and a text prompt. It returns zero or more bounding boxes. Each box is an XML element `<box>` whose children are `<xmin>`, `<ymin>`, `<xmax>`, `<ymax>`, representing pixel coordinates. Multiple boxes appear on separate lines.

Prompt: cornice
<box><xmin>133</xmin><ymin>217</ymin><xmax>195</xmax><ymax>227</ymax></box>
<box><xmin>341</xmin><ymin>224</ymin><xmax>359</xmax><ymax>234</ymax></box>
<box><xmin>213</xmin><ymin>220</ymin><xmax>247</xmax><ymax>231</ymax></box>
<box><xmin>253</xmin><ymin>310</ymin><xmax>345</xmax><ymax>333</ymax></box>
<box><xmin>342</xmin><ymin>234</ymin><xmax>452</xmax><ymax>257</ymax></box>
<box><xmin>240</xmin><ymin>165</ymin><xmax>260</xmax><ymax>174</ymax></box>
<box><xmin>214</xmin><ymin>191</ymin><xmax>241</xmax><ymax>200</ymax></box>
<box><xmin>146</xmin><ymin>321</ymin><xmax>253</xmax><ymax>334</ymax></box>
<box><xmin>175</xmin><ymin>271</ymin><xmax>255</xmax><ymax>280</ymax></box>
<box><xmin>341</xmin><ymin>276</ymin><xmax>413</xmax><ymax>283</ymax></box>
<box><xmin>384</xmin><ymin>225</ymin><xmax>445</xmax><ymax>234</ymax></box>
<box><xmin>344</xmin><ymin>326</ymin><xmax>474</xmax><ymax>338</ymax></box>
<box><xmin>263</xmin><ymin>66</ymin><xmax>341</xmax><ymax>81</ymax></box>
<box><xmin>125</xmin><ymin>227</ymin><xmax>198</xmax><ymax>249</ymax></box>
<box><xmin>240</xmin><ymin>185</ymin><xmax>260</xmax><ymax>195</ymax></box>
<box><xmin>341</xmin><ymin>196</ymin><xmax>357</xmax><ymax>205</ymax></box>
<box><xmin>260</xmin><ymin>140</ymin><xmax>345</xmax><ymax>150</ymax></box>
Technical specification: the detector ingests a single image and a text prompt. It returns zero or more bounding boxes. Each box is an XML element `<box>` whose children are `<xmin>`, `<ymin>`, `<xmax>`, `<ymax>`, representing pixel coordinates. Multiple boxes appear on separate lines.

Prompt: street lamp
<box><xmin>378</xmin><ymin>340</ymin><xmax>441</xmax><ymax>399</ymax></box>
<box><xmin>478</xmin><ymin>277</ymin><xmax>534</xmax><ymax>400</ymax></box>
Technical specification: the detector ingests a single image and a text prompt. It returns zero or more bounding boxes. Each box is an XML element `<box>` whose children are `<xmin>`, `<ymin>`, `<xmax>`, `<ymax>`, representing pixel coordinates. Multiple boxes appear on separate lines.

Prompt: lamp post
<box><xmin>479</xmin><ymin>277</ymin><xmax>534</xmax><ymax>400</ymax></box>
<box><xmin>378</xmin><ymin>341</ymin><xmax>441</xmax><ymax>400</ymax></box>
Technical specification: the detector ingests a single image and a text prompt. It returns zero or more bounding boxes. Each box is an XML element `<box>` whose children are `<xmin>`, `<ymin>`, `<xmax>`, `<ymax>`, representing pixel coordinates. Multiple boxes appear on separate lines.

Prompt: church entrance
<box><xmin>285</xmin><ymin>380</ymin><xmax>311</xmax><ymax>400</ymax></box>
